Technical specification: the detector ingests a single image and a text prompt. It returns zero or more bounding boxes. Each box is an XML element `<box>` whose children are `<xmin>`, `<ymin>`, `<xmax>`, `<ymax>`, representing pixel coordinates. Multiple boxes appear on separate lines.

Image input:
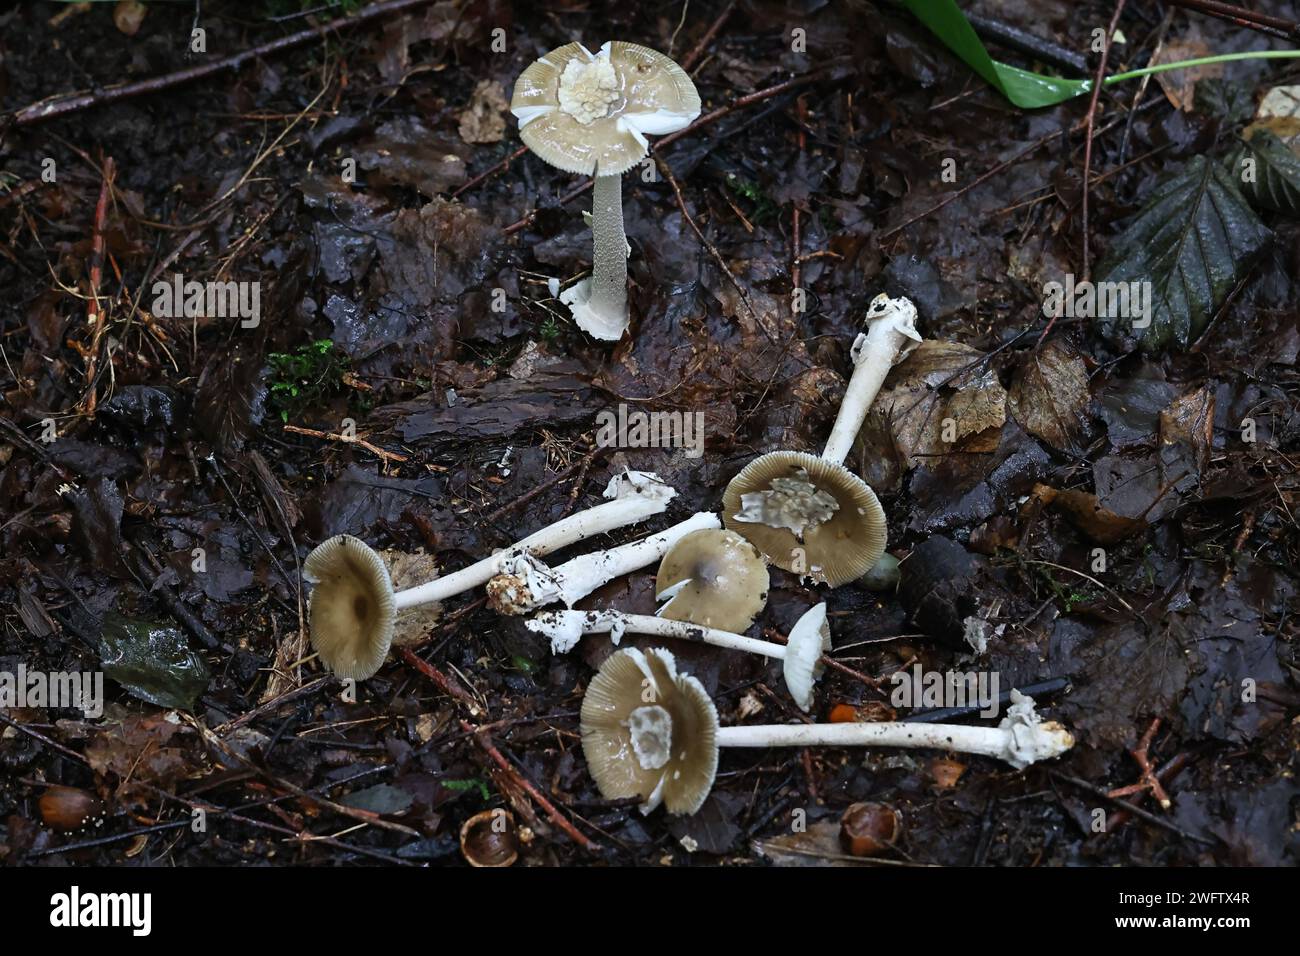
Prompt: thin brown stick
<box><xmin>1165</xmin><ymin>0</ymin><xmax>1298</xmax><ymax>40</ymax></box>
<box><xmin>80</xmin><ymin>156</ymin><xmax>116</xmax><ymax>417</ymax></box>
<box><xmin>1081</xmin><ymin>0</ymin><xmax>1128</xmax><ymax>283</ymax></box>
<box><xmin>4</xmin><ymin>0</ymin><xmax>439</xmax><ymax>128</ymax></box>
<box><xmin>399</xmin><ymin>646</ymin><xmax>481</xmax><ymax>712</ymax></box>
<box><xmin>461</xmin><ymin>719</ymin><xmax>601</xmax><ymax>853</ymax></box>
<box><xmin>283</xmin><ymin>423</ymin><xmax>409</xmax><ymax>464</ymax></box>
<box><xmin>681</xmin><ymin>0</ymin><xmax>737</xmax><ymax>72</ymax></box>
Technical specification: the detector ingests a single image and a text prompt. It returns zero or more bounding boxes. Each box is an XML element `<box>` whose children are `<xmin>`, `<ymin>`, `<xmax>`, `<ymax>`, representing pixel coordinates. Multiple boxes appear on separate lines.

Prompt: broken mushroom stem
<box><xmin>712</xmin><ymin>696</ymin><xmax>1072</xmax><ymax>770</ymax></box>
<box><xmin>821</xmin><ymin>293</ymin><xmax>923</xmax><ymax>465</ymax></box>
<box><xmin>302</xmin><ymin>471</ymin><xmax>674</xmax><ymax>680</ymax></box>
<box><xmin>488</xmin><ymin>510</ymin><xmax>721</xmax><ymax>615</ymax></box>
<box><xmin>393</xmin><ymin>471</ymin><xmax>673</xmax><ymax>609</ymax></box>
<box><xmin>527</xmin><ymin>603</ymin><xmax>830</xmax><ymax>710</ymax></box>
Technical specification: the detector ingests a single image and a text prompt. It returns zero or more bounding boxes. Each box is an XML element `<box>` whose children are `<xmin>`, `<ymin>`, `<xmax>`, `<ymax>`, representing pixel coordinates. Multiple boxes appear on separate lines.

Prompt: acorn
<box><xmin>839</xmin><ymin>802</ymin><xmax>902</xmax><ymax>858</ymax></box>
<box><xmin>459</xmin><ymin>809</ymin><xmax>518</xmax><ymax>867</ymax></box>
<box><xmin>39</xmin><ymin>785</ymin><xmax>103</xmax><ymax>832</ymax></box>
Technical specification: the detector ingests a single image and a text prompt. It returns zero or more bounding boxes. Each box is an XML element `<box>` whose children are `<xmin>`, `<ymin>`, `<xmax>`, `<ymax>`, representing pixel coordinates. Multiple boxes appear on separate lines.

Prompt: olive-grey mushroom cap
<box><xmin>304</xmin><ymin>535</ymin><xmax>396</xmax><ymax>681</ymax></box>
<box><xmin>783</xmin><ymin>602</ymin><xmax>831</xmax><ymax>712</ymax></box>
<box><xmin>511</xmin><ymin>41</ymin><xmax>701</xmax><ymax>176</ymax></box>
<box><xmin>580</xmin><ymin>646</ymin><xmax>719</xmax><ymax>815</ymax></box>
<box><xmin>722</xmin><ymin>450</ymin><xmax>888</xmax><ymax>587</ymax></box>
<box><xmin>655</xmin><ymin>529</ymin><xmax>769</xmax><ymax>634</ymax></box>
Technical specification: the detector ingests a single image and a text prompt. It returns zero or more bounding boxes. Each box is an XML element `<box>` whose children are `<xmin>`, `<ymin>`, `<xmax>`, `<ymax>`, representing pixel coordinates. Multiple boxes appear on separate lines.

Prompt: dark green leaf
<box><xmin>1194</xmin><ymin>78</ymin><xmax>1256</xmax><ymax>125</ymax></box>
<box><xmin>1096</xmin><ymin>156</ymin><xmax>1271</xmax><ymax>352</ymax></box>
<box><xmin>99</xmin><ymin>613</ymin><xmax>211</xmax><ymax>711</ymax></box>
<box><xmin>1230</xmin><ymin>129</ymin><xmax>1300</xmax><ymax>215</ymax></box>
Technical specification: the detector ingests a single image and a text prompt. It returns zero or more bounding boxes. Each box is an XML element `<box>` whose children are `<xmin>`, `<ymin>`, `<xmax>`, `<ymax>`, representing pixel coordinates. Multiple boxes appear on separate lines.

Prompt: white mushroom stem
<box><xmin>489</xmin><ymin>511</ymin><xmax>720</xmax><ymax>615</ymax></box>
<box><xmin>713</xmin><ymin>691</ymin><xmax>1073</xmax><ymax>770</ymax></box>
<box><xmin>821</xmin><ymin>293</ymin><xmax>922</xmax><ymax>465</ymax></box>
<box><xmin>528</xmin><ymin>603</ymin><xmax>829</xmax><ymax>710</ymax></box>
<box><xmin>559</xmin><ymin>173</ymin><xmax>629</xmax><ymax>341</ymax></box>
<box><xmin>391</xmin><ymin>471</ymin><xmax>673</xmax><ymax>611</ymax></box>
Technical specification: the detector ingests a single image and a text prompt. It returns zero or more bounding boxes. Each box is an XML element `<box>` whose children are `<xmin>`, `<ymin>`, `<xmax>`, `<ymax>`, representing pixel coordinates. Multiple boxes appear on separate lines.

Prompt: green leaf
<box><xmin>901</xmin><ymin>0</ymin><xmax>1091</xmax><ymax>108</ymax></box>
<box><xmin>1230</xmin><ymin>129</ymin><xmax>1300</xmax><ymax>215</ymax></box>
<box><xmin>99</xmin><ymin>613</ymin><xmax>211</xmax><ymax>711</ymax></box>
<box><xmin>1095</xmin><ymin>156</ymin><xmax>1272</xmax><ymax>352</ymax></box>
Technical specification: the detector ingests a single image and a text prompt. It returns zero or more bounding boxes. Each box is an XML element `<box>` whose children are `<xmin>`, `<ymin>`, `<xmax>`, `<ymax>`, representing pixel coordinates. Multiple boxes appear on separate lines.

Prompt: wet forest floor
<box><xmin>0</xmin><ymin>0</ymin><xmax>1297</xmax><ymax>866</ymax></box>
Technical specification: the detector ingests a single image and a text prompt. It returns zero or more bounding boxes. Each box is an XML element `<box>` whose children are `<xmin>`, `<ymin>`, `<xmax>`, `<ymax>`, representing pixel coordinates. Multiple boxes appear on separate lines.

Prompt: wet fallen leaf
<box><xmin>1095</xmin><ymin>156</ymin><xmax>1271</xmax><ymax>352</ymax></box>
<box><xmin>1007</xmin><ymin>342</ymin><xmax>1090</xmax><ymax>452</ymax></box>
<box><xmin>99</xmin><ymin>613</ymin><xmax>211</xmax><ymax>711</ymax></box>
<box><xmin>1152</xmin><ymin>36</ymin><xmax>1219</xmax><ymax>112</ymax></box>
<box><xmin>1230</xmin><ymin>129</ymin><xmax>1300</xmax><ymax>216</ymax></box>
<box><xmin>853</xmin><ymin>341</ymin><xmax>1007</xmax><ymax>491</ymax></box>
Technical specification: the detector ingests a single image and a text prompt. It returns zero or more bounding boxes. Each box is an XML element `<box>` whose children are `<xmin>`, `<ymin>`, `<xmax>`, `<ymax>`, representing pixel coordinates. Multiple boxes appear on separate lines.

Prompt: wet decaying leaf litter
<box><xmin>0</xmin><ymin>0</ymin><xmax>1298</xmax><ymax>872</ymax></box>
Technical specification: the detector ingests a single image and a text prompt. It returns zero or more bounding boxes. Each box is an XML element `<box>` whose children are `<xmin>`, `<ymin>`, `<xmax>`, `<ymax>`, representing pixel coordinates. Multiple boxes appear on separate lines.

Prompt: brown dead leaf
<box><xmin>1029</xmin><ymin>483</ymin><xmax>1145</xmax><ymax>544</ymax></box>
<box><xmin>1007</xmin><ymin>341</ymin><xmax>1090</xmax><ymax>452</ymax></box>
<box><xmin>1159</xmin><ymin>386</ymin><xmax>1214</xmax><ymax>478</ymax></box>
<box><xmin>1153</xmin><ymin>35</ymin><xmax>1221</xmax><ymax>112</ymax></box>
<box><xmin>853</xmin><ymin>341</ymin><xmax>1007</xmax><ymax>490</ymax></box>
<box><xmin>458</xmin><ymin>80</ymin><xmax>509</xmax><ymax>144</ymax></box>
<box><xmin>85</xmin><ymin>712</ymin><xmax>202</xmax><ymax>807</ymax></box>
<box><xmin>1246</xmin><ymin>85</ymin><xmax>1300</xmax><ymax>157</ymax></box>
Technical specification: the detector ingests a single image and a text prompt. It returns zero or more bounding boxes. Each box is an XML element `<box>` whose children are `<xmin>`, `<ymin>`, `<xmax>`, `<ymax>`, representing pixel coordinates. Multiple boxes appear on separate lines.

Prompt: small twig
<box><xmin>1050</xmin><ymin>770</ymin><xmax>1215</xmax><ymax>846</ymax></box>
<box><xmin>79</xmin><ymin>156</ymin><xmax>116</xmax><ymax>417</ymax></box>
<box><xmin>1164</xmin><ymin>0</ymin><xmax>1300</xmax><ymax>41</ymax></box>
<box><xmin>1081</xmin><ymin>0</ymin><xmax>1128</xmax><ymax>285</ymax></box>
<box><xmin>283</xmin><ymin>423</ymin><xmax>409</xmax><ymax>465</ymax></box>
<box><xmin>462</xmin><ymin>720</ymin><xmax>601</xmax><ymax>853</ymax></box>
<box><xmin>4</xmin><ymin>0</ymin><xmax>439</xmax><ymax>129</ymax></box>
<box><xmin>681</xmin><ymin>0</ymin><xmax>737</xmax><ymax>72</ymax></box>
<box><xmin>399</xmin><ymin>646</ymin><xmax>481</xmax><ymax>712</ymax></box>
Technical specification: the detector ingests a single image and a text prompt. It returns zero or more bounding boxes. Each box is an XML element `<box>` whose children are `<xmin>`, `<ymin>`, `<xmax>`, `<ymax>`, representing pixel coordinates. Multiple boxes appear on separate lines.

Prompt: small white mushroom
<box><xmin>527</xmin><ymin>603</ymin><xmax>830</xmax><ymax>710</ymax></box>
<box><xmin>511</xmin><ymin>42</ymin><xmax>701</xmax><ymax>340</ymax></box>
<box><xmin>487</xmin><ymin>511</ymin><xmax>720</xmax><ymax>615</ymax></box>
<box><xmin>303</xmin><ymin>471</ymin><xmax>674</xmax><ymax>679</ymax></box>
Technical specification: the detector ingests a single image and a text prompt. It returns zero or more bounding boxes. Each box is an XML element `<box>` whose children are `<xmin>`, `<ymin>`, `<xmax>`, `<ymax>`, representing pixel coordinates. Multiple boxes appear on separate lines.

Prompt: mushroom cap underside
<box><xmin>656</xmin><ymin>528</ymin><xmax>769</xmax><ymax>633</ymax></box>
<box><xmin>722</xmin><ymin>451</ymin><xmax>888</xmax><ymax>587</ymax></box>
<box><xmin>511</xmin><ymin>41</ymin><xmax>701</xmax><ymax>175</ymax></box>
<box><xmin>304</xmin><ymin>534</ymin><xmax>397</xmax><ymax>681</ymax></box>
<box><xmin>580</xmin><ymin>646</ymin><xmax>719</xmax><ymax>814</ymax></box>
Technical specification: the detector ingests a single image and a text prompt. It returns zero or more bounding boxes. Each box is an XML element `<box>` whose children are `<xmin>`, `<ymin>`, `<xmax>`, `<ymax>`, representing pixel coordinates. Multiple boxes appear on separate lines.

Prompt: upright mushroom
<box><xmin>724</xmin><ymin>294</ymin><xmax>921</xmax><ymax>585</ymax></box>
<box><xmin>528</xmin><ymin>602</ymin><xmax>829</xmax><ymax>710</ymax></box>
<box><xmin>581</xmin><ymin>647</ymin><xmax>1073</xmax><ymax>814</ymax></box>
<box><xmin>511</xmin><ymin>42</ymin><xmax>701</xmax><ymax>340</ymax></box>
<box><xmin>304</xmin><ymin>471</ymin><xmax>674</xmax><ymax>679</ymax></box>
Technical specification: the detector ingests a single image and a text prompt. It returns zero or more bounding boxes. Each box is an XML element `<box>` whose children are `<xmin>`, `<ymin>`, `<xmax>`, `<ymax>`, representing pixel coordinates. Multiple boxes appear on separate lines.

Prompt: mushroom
<box><xmin>486</xmin><ymin>510</ymin><xmax>719</xmax><ymax>615</ymax></box>
<box><xmin>511</xmin><ymin>42</ymin><xmax>701</xmax><ymax>340</ymax></box>
<box><xmin>724</xmin><ymin>294</ymin><xmax>921</xmax><ymax>585</ymax></box>
<box><xmin>528</xmin><ymin>602</ymin><xmax>830</xmax><ymax>710</ymax></box>
<box><xmin>581</xmin><ymin>647</ymin><xmax>1073</xmax><ymax>814</ymax></box>
<box><xmin>303</xmin><ymin>470</ymin><xmax>674</xmax><ymax>679</ymax></box>
<box><xmin>654</xmin><ymin>528</ymin><xmax>769</xmax><ymax>633</ymax></box>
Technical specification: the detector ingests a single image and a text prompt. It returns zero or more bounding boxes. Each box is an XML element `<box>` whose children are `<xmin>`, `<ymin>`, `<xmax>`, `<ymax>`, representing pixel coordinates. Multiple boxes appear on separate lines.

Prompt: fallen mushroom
<box><xmin>511</xmin><ymin>42</ymin><xmax>701</xmax><ymax>340</ymax></box>
<box><xmin>527</xmin><ymin>602</ymin><xmax>829</xmax><ymax>710</ymax></box>
<box><xmin>303</xmin><ymin>471</ymin><xmax>674</xmax><ymax>679</ymax></box>
<box><xmin>581</xmin><ymin>646</ymin><xmax>1072</xmax><ymax>814</ymax></box>
<box><xmin>723</xmin><ymin>294</ymin><xmax>921</xmax><ymax>586</ymax></box>
<box><xmin>655</xmin><ymin>528</ymin><xmax>769</xmax><ymax>633</ymax></box>
<box><xmin>486</xmin><ymin>510</ymin><xmax>719</xmax><ymax>615</ymax></box>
